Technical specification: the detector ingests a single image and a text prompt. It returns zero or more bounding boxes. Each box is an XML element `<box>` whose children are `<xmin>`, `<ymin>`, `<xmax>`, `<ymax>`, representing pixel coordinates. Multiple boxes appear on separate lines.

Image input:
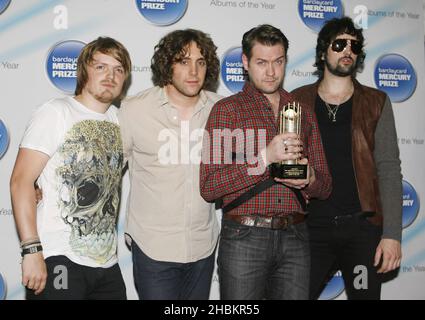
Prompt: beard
<box><xmin>88</xmin><ymin>82</ymin><xmax>119</xmax><ymax>104</ymax></box>
<box><xmin>325</xmin><ymin>58</ymin><xmax>356</xmax><ymax>77</ymax></box>
<box><xmin>94</xmin><ymin>90</ymin><xmax>116</xmax><ymax>103</ymax></box>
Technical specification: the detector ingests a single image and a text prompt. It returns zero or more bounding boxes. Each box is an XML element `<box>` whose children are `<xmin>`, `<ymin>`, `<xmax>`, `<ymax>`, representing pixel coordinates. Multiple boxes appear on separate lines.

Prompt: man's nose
<box><xmin>105</xmin><ymin>66</ymin><xmax>115</xmax><ymax>79</ymax></box>
<box><xmin>189</xmin><ymin>62</ymin><xmax>198</xmax><ymax>76</ymax></box>
<box><xmin>343</xmin><ymin>41</ymin><xmax>353</xmax><ymax>55</ymax></box>
<box><xmin>266</xmin><ymin>63</ymin><xmax>275</xmax><ymax>76</ymax></box>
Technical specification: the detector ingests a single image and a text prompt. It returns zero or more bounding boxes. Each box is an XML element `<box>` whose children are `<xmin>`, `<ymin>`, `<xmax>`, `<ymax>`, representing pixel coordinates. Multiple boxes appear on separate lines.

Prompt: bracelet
<box><xmin>21</xmin><ymin>245</ymin><xmax>43</xmax><ymax>257</ymax></box>
<box><xmin>20</xmin><ymin>237</ymin><xmax>40</xmax><ymax>247</ymax></box>
<box><xmin>21</xmin><ymin>242</ymin><xmax>41</xmax><ymax>250</ymax></box>
<box><xmin>21</xmin><ymin>241</ymin><xmax>41</xmax><ymax>249</ymax></box>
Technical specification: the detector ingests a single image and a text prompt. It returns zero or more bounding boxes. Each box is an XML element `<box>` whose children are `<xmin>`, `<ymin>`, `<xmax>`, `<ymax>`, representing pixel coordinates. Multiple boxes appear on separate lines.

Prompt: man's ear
<box><xmin>242</xmin><ymin>53</ymin><xmax>249</xmax><ymax>71</ymax></box>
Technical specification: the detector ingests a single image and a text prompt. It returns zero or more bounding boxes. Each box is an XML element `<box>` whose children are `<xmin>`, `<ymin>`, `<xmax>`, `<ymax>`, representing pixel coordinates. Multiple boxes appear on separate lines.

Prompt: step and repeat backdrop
<box><xmin>0</xmin><ymin>0</ymin><xmax>424</xmax><ymax>300</ymax></box>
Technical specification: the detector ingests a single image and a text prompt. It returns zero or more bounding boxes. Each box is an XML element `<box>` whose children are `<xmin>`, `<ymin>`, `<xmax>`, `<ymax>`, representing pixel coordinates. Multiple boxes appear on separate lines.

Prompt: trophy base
<box><xmin>270</xmin><ymin>163</ymin><xmax>307</xmax><ymax>179</ymax></box>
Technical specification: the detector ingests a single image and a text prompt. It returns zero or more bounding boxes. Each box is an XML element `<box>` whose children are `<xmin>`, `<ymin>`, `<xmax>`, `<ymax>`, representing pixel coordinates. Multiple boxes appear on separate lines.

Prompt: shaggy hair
<box><xmin>75</xmin><ymin>37</ymin><xmax>132</xmax><ymax>99</ymax></box>
<box><xmin>151</xmin><ymin>29</ymin><xmax>219</xmax><ymax>92</ymax></box>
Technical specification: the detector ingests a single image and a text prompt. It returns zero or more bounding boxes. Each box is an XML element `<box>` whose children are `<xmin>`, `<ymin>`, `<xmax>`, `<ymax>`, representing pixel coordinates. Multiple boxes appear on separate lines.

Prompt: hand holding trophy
<box><xmin>270</xmin><ymin>102</ymin><xmax>307</xmax><ymax>179</ymax></box>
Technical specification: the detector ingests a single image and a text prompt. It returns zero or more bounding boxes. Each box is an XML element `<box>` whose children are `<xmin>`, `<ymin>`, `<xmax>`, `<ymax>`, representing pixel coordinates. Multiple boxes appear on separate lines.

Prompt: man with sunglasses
<box><xmin>292</xmin><ymin>17</ymin><xmax>402</xmax><ymax>300</ymax></box>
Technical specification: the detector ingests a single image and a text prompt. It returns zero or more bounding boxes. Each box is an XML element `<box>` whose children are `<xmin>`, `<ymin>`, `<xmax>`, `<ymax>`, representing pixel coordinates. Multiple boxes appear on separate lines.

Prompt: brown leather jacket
<box><xmin>291</xmin><ymin>79</ymin><xmax>385</xmax><ymax>225</ymax></box>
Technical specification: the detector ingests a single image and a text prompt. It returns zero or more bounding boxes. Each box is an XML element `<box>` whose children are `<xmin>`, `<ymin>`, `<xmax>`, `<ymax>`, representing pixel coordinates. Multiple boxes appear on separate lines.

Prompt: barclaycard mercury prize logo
<box><xmin>402</xmin><ymin>180</ymin><xmax>420</xmax><ymax>228</ymax></box>
<box><xmin>0</xmin><ymin>0</ymin><xmax>11</xmax><ymax>15</ymax></box>
<box><xmin>319</xmin><ymin>270</ymin><xmax>345</xmax><ymax>300</ymax></box>
<box><xmin>0</xmin><ymin>118</ymin><xmax>10</xmax><ymax>159</ymax></box>
<box><xmin>298</xmin><ymin>0</ymin><xmax>343</xmax><ymax>33</ymax></box>
<box><xmin>46</xmin><ymin>40</ymin><xmax>85</xmax><ymax>94</ymax></box>
<box><xmin>221</xmin><ymin>47</ymin><xmax>245</xmax><ymax>93</ymax></box>
<box><xmin>135</xmin><ymin>0</ymin><xmax>188</xmax><ymax>26</ymax></box>
<box><xmin>374</xmin><ymin>54</ymin><xmax>417</xmax><ymax>103</ymax></box>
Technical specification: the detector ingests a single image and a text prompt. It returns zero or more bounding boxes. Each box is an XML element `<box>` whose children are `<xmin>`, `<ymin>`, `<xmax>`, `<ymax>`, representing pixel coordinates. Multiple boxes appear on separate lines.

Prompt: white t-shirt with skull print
<box><xmin>20</xmin><ymin>96</ymin><xmax>123</xmax><ymax>268</ymax></box>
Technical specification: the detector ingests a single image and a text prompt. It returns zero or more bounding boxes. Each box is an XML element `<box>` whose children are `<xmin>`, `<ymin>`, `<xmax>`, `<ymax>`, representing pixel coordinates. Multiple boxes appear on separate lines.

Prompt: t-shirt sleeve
<box><xmin>20</xmin><ymin>101</ymin><xmax>64</xmax><ymax>157</ymax></box>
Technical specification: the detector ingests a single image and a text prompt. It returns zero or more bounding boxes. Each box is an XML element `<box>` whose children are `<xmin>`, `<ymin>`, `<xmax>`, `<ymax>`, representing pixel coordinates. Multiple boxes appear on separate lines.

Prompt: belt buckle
<box><xmin>271</xmin><ymin>216</ymin><xmax>288</xmax><ymax>230</ymax></box>
<box><xmin>333</xmin><ymin>214</ymin><xmax>352</xmax><ymax>226</ymax></box>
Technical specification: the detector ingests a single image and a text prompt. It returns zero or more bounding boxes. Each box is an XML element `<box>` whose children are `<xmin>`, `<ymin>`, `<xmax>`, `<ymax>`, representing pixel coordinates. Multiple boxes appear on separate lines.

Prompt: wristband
<box><xmin>21</xmin><ymin>245</ymin><xmax>43</xmax><ymax>257</ymax></box>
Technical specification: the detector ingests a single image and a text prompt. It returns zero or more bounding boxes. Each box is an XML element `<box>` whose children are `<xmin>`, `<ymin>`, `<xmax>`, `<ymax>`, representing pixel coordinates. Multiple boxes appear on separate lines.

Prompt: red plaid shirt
<box><xmin>200</xmin><ymin>82</ymin><xmax>331</xmax><ymax>216</ymax></box>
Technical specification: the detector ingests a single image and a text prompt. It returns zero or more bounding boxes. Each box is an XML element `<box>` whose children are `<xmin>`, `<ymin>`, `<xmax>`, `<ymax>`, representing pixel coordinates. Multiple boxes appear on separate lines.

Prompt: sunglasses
<box><xmin>331</xmin><ymin>39</ymin><xmax>362</xmax><ymax>55</ymax></box>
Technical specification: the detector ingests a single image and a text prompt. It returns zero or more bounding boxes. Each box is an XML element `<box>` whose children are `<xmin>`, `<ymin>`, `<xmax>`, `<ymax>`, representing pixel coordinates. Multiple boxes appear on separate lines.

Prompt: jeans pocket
<box><xmin>292</xmin><ymin>222</ymin><xmax>310</xmax><ymax>242</ymax></box>
<box><xmin>220</xmin><ymin>220</ymin><xmax>251</xmax><ymax>240</ymax></box>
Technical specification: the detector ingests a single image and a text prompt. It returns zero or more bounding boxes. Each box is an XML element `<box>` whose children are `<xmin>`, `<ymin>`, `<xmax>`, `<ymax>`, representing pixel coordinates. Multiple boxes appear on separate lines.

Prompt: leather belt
<box><xmin>223</xmin><ymin>213</ymin><xmax>305</xmax><ymax>230</ymax></box>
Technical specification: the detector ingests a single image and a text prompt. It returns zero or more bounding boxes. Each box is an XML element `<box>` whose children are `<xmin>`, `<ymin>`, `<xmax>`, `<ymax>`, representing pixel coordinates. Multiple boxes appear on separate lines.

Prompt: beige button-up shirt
<box><xmin>118</xmin><ymin>86</ymin><xmax>221</xmax><ymax>263</ymax></box>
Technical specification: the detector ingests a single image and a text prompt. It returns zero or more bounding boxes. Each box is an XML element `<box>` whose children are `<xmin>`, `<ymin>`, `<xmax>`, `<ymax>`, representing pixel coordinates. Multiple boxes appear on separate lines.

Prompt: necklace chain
<box><xmin>324</xmin><ymin>102</ymin><xmax>340</xmax><ymax>122</ymax></box>
<box><xmin>319</xmin><ymin>84</ymin><xmax>354</xmax><ymax>123</ymax></box>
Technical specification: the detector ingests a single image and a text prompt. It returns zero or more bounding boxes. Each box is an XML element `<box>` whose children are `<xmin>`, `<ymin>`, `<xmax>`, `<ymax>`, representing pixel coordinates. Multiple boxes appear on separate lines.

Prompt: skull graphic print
<box><xmin>56</xmin><ymin>120</ymin><xmax>123</xmax><ymax>264</ymax></box>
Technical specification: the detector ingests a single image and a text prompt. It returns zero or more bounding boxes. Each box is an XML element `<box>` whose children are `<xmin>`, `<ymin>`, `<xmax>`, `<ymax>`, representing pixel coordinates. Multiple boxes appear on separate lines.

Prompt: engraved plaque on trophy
<box><xmin>270</xmin><ymin>102</ymin><xmax>307</xmax><ymax>179</ymax></box>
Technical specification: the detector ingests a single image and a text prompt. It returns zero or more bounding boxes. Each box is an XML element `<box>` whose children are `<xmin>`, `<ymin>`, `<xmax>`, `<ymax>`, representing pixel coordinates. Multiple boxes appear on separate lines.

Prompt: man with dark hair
<box><xmin>118</xmin><ymin>29</ymin><xmax>221</xmax><ymax>300</ymax></box>
<box><xmin>200</xmin><ymin>24</ymin><xmax>331</xmax><ymax>300</ymax></box>
<box><xmin>10</xmin><ymin>37</ymin><xmax>132</xmax><ymax>299</ymax></box>
<box><xmin>291</xmin><ymin>16</ymin><xmax>402</xmax><ymax>300</ymax></box>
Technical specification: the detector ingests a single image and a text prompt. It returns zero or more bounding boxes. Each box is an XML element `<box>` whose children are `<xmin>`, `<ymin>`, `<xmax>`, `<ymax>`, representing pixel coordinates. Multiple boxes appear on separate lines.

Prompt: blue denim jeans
<box><xmin>218</xmin><ymin>218</ymin><xmax>310</xmax><ymax>300</ymax></box>
<box><xmin>131</xmin><ymin>240</ymin><xmax>215</xmax><ymax>300</ymax></box>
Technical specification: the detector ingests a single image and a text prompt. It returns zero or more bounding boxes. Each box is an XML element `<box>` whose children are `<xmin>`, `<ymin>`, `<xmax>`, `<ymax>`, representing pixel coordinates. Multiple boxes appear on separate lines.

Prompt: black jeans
<box><xmin>26</xmin><ymin>255</ymin><xmax>126</xmax><ymax>300</ymax></box>
<box><xmin>308</xmin><ymin>214</ymin><xmax>383</xmax><ymax>300</ymax></box>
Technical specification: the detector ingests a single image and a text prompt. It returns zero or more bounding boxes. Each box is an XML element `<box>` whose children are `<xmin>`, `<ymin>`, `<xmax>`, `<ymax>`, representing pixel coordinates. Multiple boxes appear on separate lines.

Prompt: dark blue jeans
<box><xmin>218</xmin><ymin>219</ymin><xmax>310</xmax><ymax>300</ymax></box>
<box><xmin>131</xmin><ymin>240</ymin><xmax>215</xmax><ymax>300</ymax></box>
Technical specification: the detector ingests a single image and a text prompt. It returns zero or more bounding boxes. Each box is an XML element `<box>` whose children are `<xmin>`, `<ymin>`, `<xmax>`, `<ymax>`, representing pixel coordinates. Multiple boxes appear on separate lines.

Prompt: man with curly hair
<box><xmin>119</xmin><ymin>29</ymin><xmax>221</xmax><ymax>300</ymax></box>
